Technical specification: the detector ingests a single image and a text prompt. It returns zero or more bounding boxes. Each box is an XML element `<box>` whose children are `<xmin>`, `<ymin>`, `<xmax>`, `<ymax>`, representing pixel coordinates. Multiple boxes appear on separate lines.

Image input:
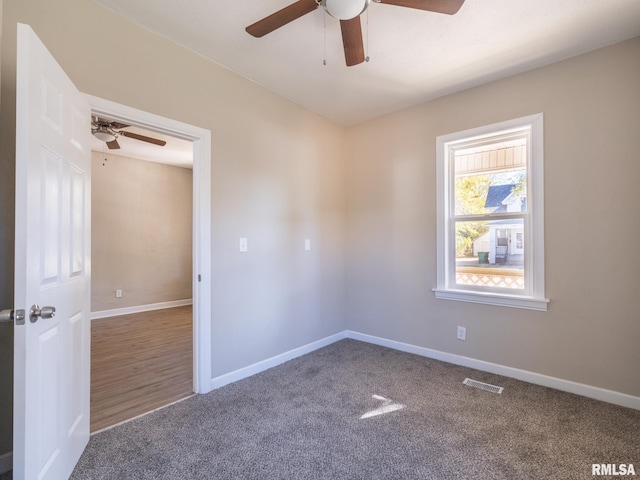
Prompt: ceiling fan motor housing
<box><xmin>93</xmin><ymin>125</ymin><xmax>117</xmax><ymax>143</ymax></box>
<box><xmin>323</xmin><ymin>0</ymin><xmax>370</xmax><ymax>20</ymax></box>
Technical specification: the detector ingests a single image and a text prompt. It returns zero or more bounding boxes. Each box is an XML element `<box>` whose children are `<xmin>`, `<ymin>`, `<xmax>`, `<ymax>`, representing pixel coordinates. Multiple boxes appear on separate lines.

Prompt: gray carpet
<box><xmin>7</xmin><ymin>339</ymin><xmax>640</xmax><ymax>479</ymax></box>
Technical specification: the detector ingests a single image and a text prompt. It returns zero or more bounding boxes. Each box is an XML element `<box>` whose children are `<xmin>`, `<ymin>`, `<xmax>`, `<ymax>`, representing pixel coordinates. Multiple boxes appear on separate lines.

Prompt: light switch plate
<box><xmin>457</xmin><ymin>326</ymin><xmax>466</xmax><ymax>341</ymax></box>
<box><xmin>239</xmin><ymin>237</ymin><xmax>248</xmax><ymax>252</ymax></box>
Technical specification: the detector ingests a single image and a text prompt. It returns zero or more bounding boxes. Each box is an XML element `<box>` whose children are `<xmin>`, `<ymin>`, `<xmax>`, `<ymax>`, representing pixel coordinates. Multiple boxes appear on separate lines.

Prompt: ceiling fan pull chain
<box><xmin>101</xmin><ymin>141</ymin><xmax>108</xmax><ymax>167</ymax></box>
<box><xmin>365</xmin><ymin>7</ymin><xmax>370</xmax><ymax>62</ymax></box>
<box><xmin>323</xmin><ymin>8</ymin><xmax>327</xmax><ymax>65</ymax></box>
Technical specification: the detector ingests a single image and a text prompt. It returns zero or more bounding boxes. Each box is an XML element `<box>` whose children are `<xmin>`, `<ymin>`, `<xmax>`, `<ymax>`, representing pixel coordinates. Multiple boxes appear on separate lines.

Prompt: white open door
<box><xmin>13</xmin><ymin>23</ymin><xmax>91</xmax><ymax>479</ymax></box>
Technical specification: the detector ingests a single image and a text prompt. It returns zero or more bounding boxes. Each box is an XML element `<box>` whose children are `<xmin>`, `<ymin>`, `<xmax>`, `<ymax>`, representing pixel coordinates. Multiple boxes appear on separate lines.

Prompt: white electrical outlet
<box><xmin>304</xmin><ymin>238</ymin><xmax>311</xmax><ymax>251</ymax></box>
<box><xmin>115</xmin><ymin>289</ymin><xmax>123</xmax><ymax>298</ymax></box>
<box><xmin>457</xmin><ymin>326</ymin><xmax>466</xmax><ymax>341</ymax></box>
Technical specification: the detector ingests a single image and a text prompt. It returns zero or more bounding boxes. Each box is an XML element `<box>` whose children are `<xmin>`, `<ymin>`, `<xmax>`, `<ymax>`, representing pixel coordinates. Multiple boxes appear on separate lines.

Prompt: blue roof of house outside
<box><xmin>485</xmin><ymin>184</ymin><xmax>516</xmax><ymax>208</ymax></box>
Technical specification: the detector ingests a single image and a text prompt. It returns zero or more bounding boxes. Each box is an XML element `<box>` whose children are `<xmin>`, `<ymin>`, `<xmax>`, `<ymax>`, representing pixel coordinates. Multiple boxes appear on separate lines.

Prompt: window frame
<box><xmin>433</xmin><ymin>113</ymin><xmax>548</xmax><ymax>311</ymax></box>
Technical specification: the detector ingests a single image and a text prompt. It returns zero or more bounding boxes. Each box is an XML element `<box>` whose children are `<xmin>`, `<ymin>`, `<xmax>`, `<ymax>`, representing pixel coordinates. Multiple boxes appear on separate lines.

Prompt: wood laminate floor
<box><xmin>90</xmin><ymin>305</ymin><xmax>193</xmax><ymax>432</ymax></box>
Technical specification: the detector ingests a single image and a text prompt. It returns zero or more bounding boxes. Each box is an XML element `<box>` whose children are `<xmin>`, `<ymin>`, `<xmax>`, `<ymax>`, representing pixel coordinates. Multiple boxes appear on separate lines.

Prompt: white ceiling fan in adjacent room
<box><xmin>91</xmin><ymin>116</ymin><xmax>168</xmax><ymax>150</ymax></box>
<box><xmin>91</xmin><ymin>116</ymin><xmax>194</xmax><ymax>169</ymax></box>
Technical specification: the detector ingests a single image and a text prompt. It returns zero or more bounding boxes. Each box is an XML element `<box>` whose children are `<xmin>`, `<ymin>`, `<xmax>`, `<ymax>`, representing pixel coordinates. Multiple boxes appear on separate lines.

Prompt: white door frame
<box><xmin>86</xmin><ymin>94</ymin><xmax>212</xmax><ymax>394</ymax></box>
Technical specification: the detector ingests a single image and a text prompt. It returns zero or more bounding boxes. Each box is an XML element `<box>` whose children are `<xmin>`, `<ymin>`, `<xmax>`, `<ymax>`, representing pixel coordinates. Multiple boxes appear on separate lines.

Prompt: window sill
<box><xmin>432</xmin><ymin>288</ymin><xmax>549</xmax><ymax>311</ymax></box>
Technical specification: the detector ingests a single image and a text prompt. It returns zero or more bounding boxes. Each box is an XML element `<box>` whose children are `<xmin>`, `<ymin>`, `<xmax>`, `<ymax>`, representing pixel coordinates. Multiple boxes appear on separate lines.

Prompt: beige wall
<box><xmin>91</xmin><ymin>152</ymin><xmax>193</xmax><ymax>312</ymax></box>
<box><xmin>345</xmin><ymin>37</ymin><xmax>640</xmax><ymax>398</ymax></box>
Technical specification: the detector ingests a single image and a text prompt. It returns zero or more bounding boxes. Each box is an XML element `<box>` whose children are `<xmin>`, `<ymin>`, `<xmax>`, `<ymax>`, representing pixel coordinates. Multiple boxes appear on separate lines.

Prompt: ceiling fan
<box><xmin>246</xmin><ymin>0</ymin><xmax>465</xmax><ymax>67</ymax></box>
<box><xmin>91</xmin><ymin>116</ymin><xmax>167</xmax><ymax>150</ymax></box>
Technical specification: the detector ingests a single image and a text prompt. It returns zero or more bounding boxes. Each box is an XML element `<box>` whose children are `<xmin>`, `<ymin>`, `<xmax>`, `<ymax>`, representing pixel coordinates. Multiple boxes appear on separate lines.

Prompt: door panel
<box><xmin>14</xmin><ymin>23</ymin><xmax>91</xmax><ymax>479</ymax></box>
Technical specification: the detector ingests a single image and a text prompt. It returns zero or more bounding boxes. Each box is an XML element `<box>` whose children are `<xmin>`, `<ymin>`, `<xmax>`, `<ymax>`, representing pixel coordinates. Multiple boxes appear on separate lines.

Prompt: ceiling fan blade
<box><xmin>119</xmin><ymin>130</ymin><xmax>167</xmax><ymax>146</ymax></box>
<box><xmin>377</xmin><ymin>0</ymin><xmax>464</xmax><ymax>15</ymax></box>
<box><xmin>109</xmin><ymin>121</ymin><xmax>130</xmax><ymax>130</ymax></box>
<box><xmin>340</xmin><ymin>17</ymin><xmax>365</xmax><ymax>67</ymax></box>
<box><xmin>106</xmin><ymin>139</ymin><xmax>120</xmax><ymax>150</ymax></box>
<box><xmin>246</xmin><ymin>0</ymin><xmax>319</xmax><ymax>37</ymax></box>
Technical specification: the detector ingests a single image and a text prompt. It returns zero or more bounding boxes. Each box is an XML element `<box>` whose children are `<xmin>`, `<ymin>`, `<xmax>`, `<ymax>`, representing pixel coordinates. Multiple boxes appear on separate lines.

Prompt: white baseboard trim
<box><xmin>91</xmin><ymin>299</ymin><xmax>193</xmax><ymax>320</ymax></box>
<box><xmin>0</xmin><ymin>451</ymin><xmax>12</xmax><ymax>474</ymax></box>
<box><xmin>346</xmin><ymin>330</ymin><xmax>640</xmax><ymax>411</ymax></box>
<box><xmin>205</xmin><ymin>329</ymin><xmax>639</xmax><ymax>411</ymax></box>
<box><xmin>210</xmin><ymin>331</ymin><xmax>348</xmax><ymax>390</ymax></box>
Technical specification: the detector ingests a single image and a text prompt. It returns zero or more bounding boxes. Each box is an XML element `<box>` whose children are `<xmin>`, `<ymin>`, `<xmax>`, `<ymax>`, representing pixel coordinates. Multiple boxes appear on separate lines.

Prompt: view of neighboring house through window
<box><xmin>454</xmin><ymin>138</ymin><xmax>527</xmax><ymax>289</ymax></box>
<box><xmin>435</xmin><ymin>114</ymin><xmax>548</xmax><ymax>311</ymax></box>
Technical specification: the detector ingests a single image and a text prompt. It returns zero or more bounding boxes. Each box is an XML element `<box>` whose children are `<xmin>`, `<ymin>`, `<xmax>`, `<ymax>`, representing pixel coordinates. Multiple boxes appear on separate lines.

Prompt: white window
<box><xmin>434</xmin><ymin>114</ymin><xmax>548</xmax><ymax>311</ymax></box>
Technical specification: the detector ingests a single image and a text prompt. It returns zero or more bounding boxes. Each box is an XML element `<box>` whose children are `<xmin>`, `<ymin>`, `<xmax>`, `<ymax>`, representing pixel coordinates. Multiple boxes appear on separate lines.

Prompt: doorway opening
<box><xmin>89</xmin><ymin>122</ymin><xmax>195</xmax><ymax>431</ymax></box>
<box><xmin>86</xmin><ymin>95</ymin><xmax>213</xmax><ymax>430</ymax></box>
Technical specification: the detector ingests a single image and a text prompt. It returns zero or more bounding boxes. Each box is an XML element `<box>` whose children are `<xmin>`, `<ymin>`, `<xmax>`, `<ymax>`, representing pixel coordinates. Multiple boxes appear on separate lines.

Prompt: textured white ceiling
<box><xmin>91</xmin><ymin>0</ymin><xmax>640</xmax><ymax>125</ymax></box>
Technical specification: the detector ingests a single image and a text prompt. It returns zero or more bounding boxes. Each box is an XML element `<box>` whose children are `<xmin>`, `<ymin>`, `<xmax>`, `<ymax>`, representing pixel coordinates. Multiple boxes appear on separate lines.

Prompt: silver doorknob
<box><xmin>29</xmin><ymin>304</ymin><xmax>56</xmax><ymax>323</ymax></box>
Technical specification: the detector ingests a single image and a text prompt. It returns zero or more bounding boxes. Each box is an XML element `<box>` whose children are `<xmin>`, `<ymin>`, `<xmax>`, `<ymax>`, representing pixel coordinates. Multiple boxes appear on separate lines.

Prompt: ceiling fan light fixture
<box><xmin>93</xmin><ymin>128</ymin><xmax>117</xmax><ymax>143</ymax></box>
<box><xmin>323</xmin><ymin>0</ymin><xmax>370</xmax><ymax>20</ymax></box>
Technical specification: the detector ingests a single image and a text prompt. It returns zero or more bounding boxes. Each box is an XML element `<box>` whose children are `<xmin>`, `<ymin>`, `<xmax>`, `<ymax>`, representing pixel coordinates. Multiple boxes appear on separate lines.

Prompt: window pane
<box><xmin>455</xmin><ymin>220</ymin><xmax>525</xmax><ymax>290</ymax></box>
<box><xmin>454</xmin><ymin>145</ymin><xmax>527</xmax><ymax>216</ymax></box>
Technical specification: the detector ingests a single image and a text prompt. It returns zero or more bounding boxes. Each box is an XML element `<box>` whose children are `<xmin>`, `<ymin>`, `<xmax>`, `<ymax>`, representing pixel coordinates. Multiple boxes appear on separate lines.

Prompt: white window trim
<box><xmin>433</xmin><ymin>113</ymin><xmax>549</xmax><ymax>311</ymax></box>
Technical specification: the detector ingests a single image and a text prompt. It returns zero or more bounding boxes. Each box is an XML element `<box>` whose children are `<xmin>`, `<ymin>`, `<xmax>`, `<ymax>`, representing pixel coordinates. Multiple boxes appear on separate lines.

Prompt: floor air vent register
<box><xmin>463</xmin><ymin>378</ymin><xmax>504</xmax><ymax>394</ymax></box>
